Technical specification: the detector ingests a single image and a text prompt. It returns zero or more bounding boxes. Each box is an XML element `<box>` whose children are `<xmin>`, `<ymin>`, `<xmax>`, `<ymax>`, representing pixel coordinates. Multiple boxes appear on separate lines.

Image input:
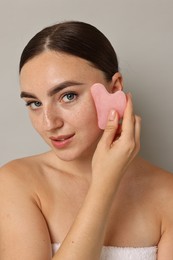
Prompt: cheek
<box><xmin>72</xmin><ymin>98</ymin><xmax>98</xmax><ymax>128</ymax></box>
<box><xmin>29</xmin><ymin>114</ymin><xmax>43</xmax><ymax>134</ymax></box>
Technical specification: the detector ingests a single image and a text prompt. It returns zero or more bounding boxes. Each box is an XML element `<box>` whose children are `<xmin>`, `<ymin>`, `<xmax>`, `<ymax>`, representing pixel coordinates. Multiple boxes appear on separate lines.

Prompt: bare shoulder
<box><xmin>133</xmin><ymin>156</ymin><xmax>173</xmax><ymax>188</ymax></box>
<box><xmin>0</xmin><ymin>153</ymin><xmax>52</xmax><ymax>259</ymax></box>
<box><xmin>136</xmin><ymin>157</ymin><xmax>173</xmax><ymax>199</ymax></box>
<box><xmin>0</xmin><ymin>151</ymin><xmax>50</xmax><ymax>182</ymax></box>
<box><xmin>145</xmin><ymin>159</ymin><xmax>173</xmax><ymax>200</ymax></box>
<box><xmin>143</xmin><ymin>164</ymin><xmax>173</xmax><ymax>258</ymax></box>
<box><xmin>0</xmin><ymin>156</ymin><xmax>35</xmax><ymax>193</ymax></box>
<box><xmin>138</xmin><ymin>157</ymin><xmax>173</xmax><ymax>222</ymax></box>
<box><xmin>0</xmin><ymin>152</ymin><xmax>52</xmax><ymax>211</ymax></box>
<box><xmin>151</xmin><ymin>164</ymin><xmax>173</xmax><ymax>221</ymax></box>
<box><xmin>128</xmin><ymin>157</ymin><xmax>173</xmax><ymax>216</ymax></box>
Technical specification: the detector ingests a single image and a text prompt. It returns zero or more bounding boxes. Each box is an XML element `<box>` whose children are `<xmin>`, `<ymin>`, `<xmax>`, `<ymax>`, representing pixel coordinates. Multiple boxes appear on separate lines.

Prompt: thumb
<box><xmin>100</xmin><ymin>110</ymin><xmax>119</xmax><ymax>147</ymax></box>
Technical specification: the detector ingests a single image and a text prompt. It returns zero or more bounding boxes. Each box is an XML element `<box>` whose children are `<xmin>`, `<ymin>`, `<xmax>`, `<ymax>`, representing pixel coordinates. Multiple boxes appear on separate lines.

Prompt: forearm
<box><xmin>52</xmin><ymin>177</ymin><xmax>119</xmax><ymax>260</ymax></box>
<box><xmin>53</xmin><ymin>100</ymin><xmax>141</xmax><ymax>260</ymax></box>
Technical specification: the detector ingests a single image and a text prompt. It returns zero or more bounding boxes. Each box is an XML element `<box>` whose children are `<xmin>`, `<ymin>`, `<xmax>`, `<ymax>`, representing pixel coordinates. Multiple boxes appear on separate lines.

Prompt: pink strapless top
<box><xmin>52</xmin><ymin>243</ymin><xmax>157</xmax><ymax>260</ymax></box>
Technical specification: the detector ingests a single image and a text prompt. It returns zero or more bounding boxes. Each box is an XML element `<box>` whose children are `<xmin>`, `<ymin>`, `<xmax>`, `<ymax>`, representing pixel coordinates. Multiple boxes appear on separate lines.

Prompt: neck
<box><xmin>48</xmin><ymin>150</ymin><xmax>144</xmax><ymax>183</ymax></box>
<box><xmin>50</xmin><ymin>150</ymin><xmax>94</xmax><ymax>181</ymax></box>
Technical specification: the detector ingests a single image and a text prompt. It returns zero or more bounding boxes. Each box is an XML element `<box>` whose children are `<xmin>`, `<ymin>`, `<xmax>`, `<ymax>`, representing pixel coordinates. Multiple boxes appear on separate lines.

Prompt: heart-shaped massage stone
<box><xmin>91</xmin><ymin>83</ymin><xmax>127</xmax><ymax>129</ymax></box>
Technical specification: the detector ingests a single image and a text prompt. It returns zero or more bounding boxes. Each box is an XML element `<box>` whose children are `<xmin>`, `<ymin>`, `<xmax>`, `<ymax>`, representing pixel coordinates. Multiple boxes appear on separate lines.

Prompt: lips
<box><xmin>50</xmin><ymin>134</ymin><xmax>75</xmax><ymax>148</ymax></box>
<box><xmin>50</xmin><ymin>134</ymin><xmax>75</xmax><ymax>141</ymax></box>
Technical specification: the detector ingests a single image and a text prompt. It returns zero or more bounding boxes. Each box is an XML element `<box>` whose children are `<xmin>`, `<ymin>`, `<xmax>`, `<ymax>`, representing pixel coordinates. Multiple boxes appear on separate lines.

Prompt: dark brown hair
<box><xmin>19</xmin><ymin>21</ymin><xmax>119</xmax><ymax>81</ymax></box>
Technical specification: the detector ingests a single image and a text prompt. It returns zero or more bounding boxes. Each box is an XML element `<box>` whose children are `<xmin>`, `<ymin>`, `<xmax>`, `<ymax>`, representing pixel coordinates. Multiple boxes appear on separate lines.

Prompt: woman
<box><xmin>0</xmin><ymin>21</ymin><xmax>173</xmax><ymax>260</ymax></box>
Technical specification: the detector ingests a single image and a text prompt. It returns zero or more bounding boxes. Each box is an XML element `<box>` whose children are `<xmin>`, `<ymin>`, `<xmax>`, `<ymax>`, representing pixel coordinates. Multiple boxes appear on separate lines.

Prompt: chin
<box><xmin>52</xmin><ymin>146</ymin><xmax>96</xmax><ymax>162</ymax></box>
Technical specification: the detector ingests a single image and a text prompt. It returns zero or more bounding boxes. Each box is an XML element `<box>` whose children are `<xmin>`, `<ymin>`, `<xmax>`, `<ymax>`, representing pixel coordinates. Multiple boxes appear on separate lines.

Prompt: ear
<box><xmin>110</xmin><ymin>72</ymin><xmax>123</xmax><ymax>93</ymax></box>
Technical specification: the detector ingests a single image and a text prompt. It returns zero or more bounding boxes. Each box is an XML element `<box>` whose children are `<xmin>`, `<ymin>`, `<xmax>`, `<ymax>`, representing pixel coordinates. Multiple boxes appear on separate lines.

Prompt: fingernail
<box><xmin>109</xmin><ymin>109</ymin><xmax>116</xmax><ymax>121</ymax></box>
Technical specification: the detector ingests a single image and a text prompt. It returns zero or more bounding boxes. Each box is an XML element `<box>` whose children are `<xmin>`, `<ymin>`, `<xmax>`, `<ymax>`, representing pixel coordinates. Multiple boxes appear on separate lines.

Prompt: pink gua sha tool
<box><xmin>91</xmin><ymin>83</ymin><xmax>127</xmax><ymax>129</ymax></box>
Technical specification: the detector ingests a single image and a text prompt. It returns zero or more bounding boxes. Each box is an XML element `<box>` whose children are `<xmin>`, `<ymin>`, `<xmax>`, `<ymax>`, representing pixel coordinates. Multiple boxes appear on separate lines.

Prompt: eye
<box><xmin>25</xmin><ymin>101</ymin><xmax>42</xmax><ymax>110</ymax></box>
<box><xmin>62</xmin><ymin>92</ymin><xmax>77</xmax><ymax>103</ymax></box>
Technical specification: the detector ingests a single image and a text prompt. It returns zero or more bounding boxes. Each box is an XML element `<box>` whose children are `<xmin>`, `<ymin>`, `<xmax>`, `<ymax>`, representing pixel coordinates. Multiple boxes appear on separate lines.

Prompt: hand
<box><xmin>92</xmin><ymin>93</ymin><xmax>141</xmax><ymax>184</ymax></box>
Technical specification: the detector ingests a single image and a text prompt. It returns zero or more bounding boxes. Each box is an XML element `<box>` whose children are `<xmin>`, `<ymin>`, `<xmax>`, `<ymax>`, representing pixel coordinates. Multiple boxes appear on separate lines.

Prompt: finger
<box><xmin>121</xmin><ymin>93</ymin><xmax>135</xmax><ymax>139</ymax></box>
<box><xmin>100</xmin><ymin>109</ymin><xmax>119</xmax><ymax>148</ymax></box>
<box><xmin>125</xmin><ymin>115</ymin><xmax>142</xmax><ymax>165</ymax></box>
<box><xmin>124</xmin><ymin>93</ymin><xmax>133</xmax><ymax>117</ymax></box>
<box><xmin>134</xmin><ymin>115</ymin><xmax>142</xmax><ymax>154</ymax></box>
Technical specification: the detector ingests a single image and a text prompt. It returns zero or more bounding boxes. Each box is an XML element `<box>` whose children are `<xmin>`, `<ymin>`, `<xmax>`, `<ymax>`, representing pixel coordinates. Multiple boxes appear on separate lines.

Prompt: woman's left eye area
<box><xmin>61</xmin><ymin>92</ymin><xmax>77</xmax><ymax>103</ymax></box>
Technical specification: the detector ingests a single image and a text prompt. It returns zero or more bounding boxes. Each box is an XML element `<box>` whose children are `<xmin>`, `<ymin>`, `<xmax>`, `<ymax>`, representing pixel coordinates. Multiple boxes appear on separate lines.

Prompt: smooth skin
<box><xmin>0</xmin><ymin>51</ymin><xmax>173</xmax><ymax>259</ymax></box>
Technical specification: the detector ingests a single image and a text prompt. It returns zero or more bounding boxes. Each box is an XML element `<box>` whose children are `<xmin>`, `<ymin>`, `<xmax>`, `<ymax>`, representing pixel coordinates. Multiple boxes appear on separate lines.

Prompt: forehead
<box><xmin>20</xmin><ymin>51</ymin><xmax>105</xmax><ymax>91</ymax></box>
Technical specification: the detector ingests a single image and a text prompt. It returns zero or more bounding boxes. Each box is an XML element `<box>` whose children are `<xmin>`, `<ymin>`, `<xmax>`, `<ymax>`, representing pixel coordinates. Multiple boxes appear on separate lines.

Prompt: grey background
<box><xmin>0</xmin><ymin>0</ymin><xmax>172</xmax><ymax>172</ymax></box>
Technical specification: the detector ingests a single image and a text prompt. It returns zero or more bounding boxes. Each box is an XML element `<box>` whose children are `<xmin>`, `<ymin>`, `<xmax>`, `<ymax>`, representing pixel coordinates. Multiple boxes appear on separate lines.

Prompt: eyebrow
<box><xmin>20</xmin><ymin>80</ymin><xmax>84</xmax><ymax>99</ymax></box>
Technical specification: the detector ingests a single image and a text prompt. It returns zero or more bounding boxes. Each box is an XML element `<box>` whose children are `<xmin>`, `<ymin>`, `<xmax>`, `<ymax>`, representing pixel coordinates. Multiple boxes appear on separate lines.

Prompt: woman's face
<box><xmin>20</xmin><ymin>51</ymin><xmax>111</xmax><ymax>161</ymax></box>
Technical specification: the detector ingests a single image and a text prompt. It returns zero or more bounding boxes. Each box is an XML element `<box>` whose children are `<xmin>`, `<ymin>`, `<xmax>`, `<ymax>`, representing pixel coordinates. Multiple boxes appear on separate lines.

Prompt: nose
<box><xmin>42</xmin><ymin>105</ymin><xmax>64</xmax><ymax>131</ymax></box>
